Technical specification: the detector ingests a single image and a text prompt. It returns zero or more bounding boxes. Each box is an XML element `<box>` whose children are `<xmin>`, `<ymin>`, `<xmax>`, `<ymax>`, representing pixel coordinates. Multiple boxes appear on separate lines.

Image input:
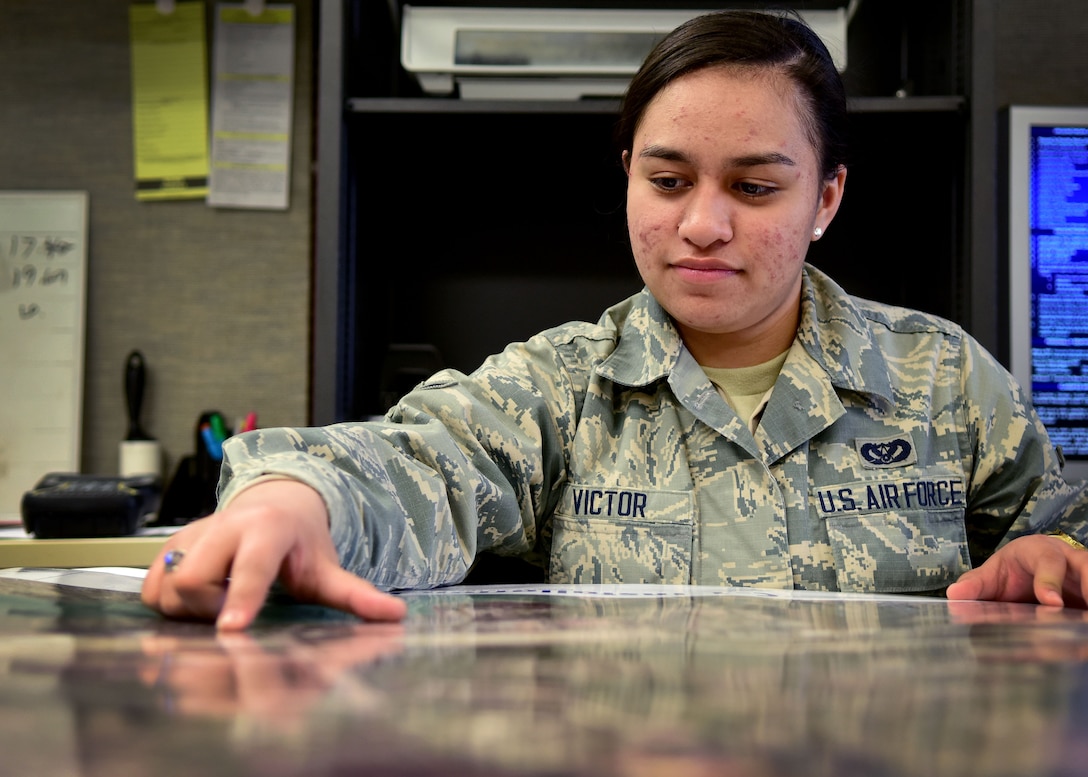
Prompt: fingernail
<box><xmin>217</xmin><ymin>610</ymin><xmax>246</xmax><ymax>630</ymax></box>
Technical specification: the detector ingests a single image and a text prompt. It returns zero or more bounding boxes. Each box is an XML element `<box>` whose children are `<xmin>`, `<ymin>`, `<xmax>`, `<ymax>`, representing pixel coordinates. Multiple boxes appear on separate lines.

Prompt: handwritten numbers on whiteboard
<box><xmin>0</xmin><ymin>191</ymin><xmax>89</xmax><ymax>521</ymax></box>
<box><xmin>3</xmin><ymin>231</ymin><xmax>79</xmax><ymax>325</ymax></box>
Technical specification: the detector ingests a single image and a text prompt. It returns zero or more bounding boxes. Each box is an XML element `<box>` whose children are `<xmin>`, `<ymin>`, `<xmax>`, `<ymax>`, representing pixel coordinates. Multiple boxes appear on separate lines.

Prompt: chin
<box><xmin>668</xmin><ymin>301</ymin><xmax>742</xmax><ymax>329</ymax></box>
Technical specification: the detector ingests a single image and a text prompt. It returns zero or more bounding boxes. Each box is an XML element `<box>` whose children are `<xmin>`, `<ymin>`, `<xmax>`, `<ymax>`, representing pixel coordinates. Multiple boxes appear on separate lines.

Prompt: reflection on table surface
<box><xmin>1</xmin><ymin>578</ymin><xmax>1088</xmax><ymax>777</ymax></box>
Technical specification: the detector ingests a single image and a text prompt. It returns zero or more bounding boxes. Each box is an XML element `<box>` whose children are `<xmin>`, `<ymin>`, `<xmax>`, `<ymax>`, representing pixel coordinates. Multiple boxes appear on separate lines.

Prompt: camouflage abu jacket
<box><xmin>219</xmin><ymin>265</ymin><xmax>1088</xmax><ymax>594</ymax></box>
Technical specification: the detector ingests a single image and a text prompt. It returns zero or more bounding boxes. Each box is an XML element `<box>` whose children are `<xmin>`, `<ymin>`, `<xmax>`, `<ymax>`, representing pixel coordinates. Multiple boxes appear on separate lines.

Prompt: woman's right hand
<box><xmin>140</xmin><ymin>479</ymin><xmax>407</xmax><ymax>630</ymax></box>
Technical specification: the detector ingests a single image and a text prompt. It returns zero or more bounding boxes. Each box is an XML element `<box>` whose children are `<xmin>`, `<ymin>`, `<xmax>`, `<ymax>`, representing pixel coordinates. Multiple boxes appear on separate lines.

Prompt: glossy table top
<box><xmin>1</xmin><ymin>571</ymin><xmax>1087</xmax><ymax>777</ymax></box>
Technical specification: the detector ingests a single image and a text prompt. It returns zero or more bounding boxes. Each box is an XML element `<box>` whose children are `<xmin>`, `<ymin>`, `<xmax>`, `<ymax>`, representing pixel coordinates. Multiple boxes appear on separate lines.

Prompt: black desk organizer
<box><xmin>153</xmin><ymin>411</ymin><xmax>225</xmax><ymax>526</ymax></box>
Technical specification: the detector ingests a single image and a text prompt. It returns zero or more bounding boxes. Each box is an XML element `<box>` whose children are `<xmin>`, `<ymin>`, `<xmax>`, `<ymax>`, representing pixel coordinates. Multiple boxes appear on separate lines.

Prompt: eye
<box><xmin>736</xmin><ymin>181</ymin><xmax>775</xmax><ymax>198</ymax></box>
<box><xmin>649</xmin><ymin>176</ymin><xmax>690</xmax><ymax>192</ymax></box>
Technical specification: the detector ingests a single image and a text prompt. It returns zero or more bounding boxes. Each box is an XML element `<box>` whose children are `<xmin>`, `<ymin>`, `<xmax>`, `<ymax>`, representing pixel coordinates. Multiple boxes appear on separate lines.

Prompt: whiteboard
<box><xmin>0</xmin><ymin>192</ymin><xmax>88</xmax><ymax>523</ymax></box>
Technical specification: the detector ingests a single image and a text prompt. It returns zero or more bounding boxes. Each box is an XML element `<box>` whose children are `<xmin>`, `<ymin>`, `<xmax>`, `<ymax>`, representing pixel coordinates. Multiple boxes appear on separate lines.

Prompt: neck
<box><xmin>679</xmin><ymin>308</ymin><xmax>800</xmax><ymax>369</ymax></box>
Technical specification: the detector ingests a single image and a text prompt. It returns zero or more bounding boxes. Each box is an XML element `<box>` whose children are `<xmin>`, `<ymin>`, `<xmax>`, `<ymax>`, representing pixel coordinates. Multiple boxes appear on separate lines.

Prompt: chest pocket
<box><xmin>549</xmin><ymin>485</ymin><xmax>694</xmax><ymax>585</ymax></box>
<box><xmin>813</xmin><ymin>474</ymin><xmax>970</xmax><ymax>593</ymax></box>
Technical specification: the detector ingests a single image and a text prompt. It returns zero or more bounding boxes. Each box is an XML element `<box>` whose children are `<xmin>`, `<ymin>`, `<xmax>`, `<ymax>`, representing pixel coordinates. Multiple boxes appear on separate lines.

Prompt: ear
<box><xmin>621</xmin><ymin>150</ymin><xmax>632</xmax><ymax>175</ymax></box>
<box><xmin>814</xmin><ymin>165</ymin><xmax>847</xmax><ymax>234</ymax></box>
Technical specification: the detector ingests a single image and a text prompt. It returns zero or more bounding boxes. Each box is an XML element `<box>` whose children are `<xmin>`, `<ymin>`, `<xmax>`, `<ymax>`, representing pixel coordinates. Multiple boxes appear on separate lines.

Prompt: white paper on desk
<box><xmin>411</xmin><ymin>583</ymin><xmax>945</xmax><ymax>604</ymax></box>
<box><xmin>0</xmin><ymin>567</ymin><xmax>146</xmax><ymax>598</ymax></box>
<box><xmin>207</xmin><ymin>3</ymin><xmax>295</xmax><ymax>210</ymax></box>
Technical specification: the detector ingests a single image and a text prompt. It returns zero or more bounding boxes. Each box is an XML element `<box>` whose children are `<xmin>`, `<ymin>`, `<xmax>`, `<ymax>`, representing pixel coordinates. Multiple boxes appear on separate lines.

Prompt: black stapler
<box><xmin>20</xmin><ymin>473</ymin><xmax>159</xmax><ymax>539</ymax></box>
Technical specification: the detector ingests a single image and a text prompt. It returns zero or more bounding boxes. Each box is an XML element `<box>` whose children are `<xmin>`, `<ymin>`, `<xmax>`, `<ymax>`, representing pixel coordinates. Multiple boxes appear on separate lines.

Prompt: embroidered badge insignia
<box><xmin>857</xmin><ymin>437</ymin><xmax>917</xmax><ymax>468</ymax></box>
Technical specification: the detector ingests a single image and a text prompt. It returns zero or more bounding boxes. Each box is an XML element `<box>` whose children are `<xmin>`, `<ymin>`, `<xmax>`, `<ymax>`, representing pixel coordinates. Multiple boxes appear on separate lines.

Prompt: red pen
<box><xmin>240</xmin><ymin>411</ymin><xmax>258</xmax><ymax>433</ymax></box>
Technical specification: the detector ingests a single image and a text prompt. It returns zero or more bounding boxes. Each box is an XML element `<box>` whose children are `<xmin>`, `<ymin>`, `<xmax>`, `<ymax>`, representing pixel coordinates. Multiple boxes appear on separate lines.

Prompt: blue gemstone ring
<box><xmin>163</xmin><ymin>549</ymin><xmax>186</xmax><ymax>573</ymax></box>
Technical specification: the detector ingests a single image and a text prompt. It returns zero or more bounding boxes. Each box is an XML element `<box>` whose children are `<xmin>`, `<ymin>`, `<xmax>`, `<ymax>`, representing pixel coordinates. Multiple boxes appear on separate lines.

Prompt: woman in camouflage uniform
<box><xmin>143</xmin><ymin>10</ymin><xmax>1088</xmax><ymax>629</ymax></box>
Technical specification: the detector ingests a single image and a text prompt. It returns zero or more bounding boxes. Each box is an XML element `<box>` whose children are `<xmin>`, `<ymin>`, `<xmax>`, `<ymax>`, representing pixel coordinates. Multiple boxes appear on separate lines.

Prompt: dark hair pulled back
<box><xmin>616</xmin><ymin>10</ymin><xmax>848</xmax><ymax>180</ymax></box>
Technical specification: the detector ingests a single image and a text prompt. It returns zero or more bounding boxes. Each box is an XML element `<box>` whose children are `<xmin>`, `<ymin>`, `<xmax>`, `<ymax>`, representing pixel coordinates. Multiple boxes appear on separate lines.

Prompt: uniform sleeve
<box><xmin>959</xmin><ymin>334</ymin><xmax>1088</xmax><ymax>557</ymax></box>
<box><xmin>216</xmin><ymin>331</ymin><xmax>595</xmax><ymax>590</ymax></box>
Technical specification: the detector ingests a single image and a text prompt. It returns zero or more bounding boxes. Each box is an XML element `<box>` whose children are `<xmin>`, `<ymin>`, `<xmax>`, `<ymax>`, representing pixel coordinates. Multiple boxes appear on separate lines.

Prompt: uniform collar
<box><xmin>596</xmin><ymin>289</ymin><xmax>683</xmax><ymax>387</ymax></box>
<box><xmin>796</xmin><ymin>265</ymin><xmax>897</xmax><ymax>409</ymax></box>
<box><xmin>596</xmin><ymin>266</ymin><xmax>897</xmax><ymax>411</ymax></box>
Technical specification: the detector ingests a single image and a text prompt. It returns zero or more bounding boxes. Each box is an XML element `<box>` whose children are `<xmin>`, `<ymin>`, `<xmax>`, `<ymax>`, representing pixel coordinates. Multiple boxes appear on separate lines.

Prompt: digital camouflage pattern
<box><xmin>219</xmin><ymin>266</ymin><xmax>1088</xmax><ymax>594</ymax></box>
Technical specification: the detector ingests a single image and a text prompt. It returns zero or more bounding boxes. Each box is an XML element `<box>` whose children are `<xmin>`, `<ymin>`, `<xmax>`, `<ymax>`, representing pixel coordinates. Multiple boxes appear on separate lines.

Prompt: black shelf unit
<box><xmin>313</xmin><ymin>0</ymin><xmax>972</xmax><ymax>424</ymax></box>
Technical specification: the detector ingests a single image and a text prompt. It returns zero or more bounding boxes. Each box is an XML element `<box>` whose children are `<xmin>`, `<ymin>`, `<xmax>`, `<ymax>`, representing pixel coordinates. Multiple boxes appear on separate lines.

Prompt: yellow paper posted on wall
<box><xmin>129</xmin><ymin>1</ymin><xmax>210</xmax><ymax>201</ymax></box>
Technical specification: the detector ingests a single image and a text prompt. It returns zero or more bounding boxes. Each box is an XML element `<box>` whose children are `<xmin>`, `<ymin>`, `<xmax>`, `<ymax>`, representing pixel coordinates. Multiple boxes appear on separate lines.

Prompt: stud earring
<box><xmin>813</xmin><ymin>227</ymin><xmax>823</xmax><ymax>239</ymax></box>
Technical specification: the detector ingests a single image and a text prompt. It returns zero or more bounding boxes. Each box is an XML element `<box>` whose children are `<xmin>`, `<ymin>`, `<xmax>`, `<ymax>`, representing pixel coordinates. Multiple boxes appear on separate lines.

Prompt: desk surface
<box><xmin>1</xmin><ymin>576</ymin><xmax>1087</xmax><ymax>777</ymax></box>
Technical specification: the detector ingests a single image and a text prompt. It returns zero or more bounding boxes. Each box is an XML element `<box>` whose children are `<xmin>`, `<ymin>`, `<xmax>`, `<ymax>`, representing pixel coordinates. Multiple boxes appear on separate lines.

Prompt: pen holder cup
<box><xmin>154</xmin><ymin>411</ymin><xmax>226</xmax><ymax>526</ymax></box>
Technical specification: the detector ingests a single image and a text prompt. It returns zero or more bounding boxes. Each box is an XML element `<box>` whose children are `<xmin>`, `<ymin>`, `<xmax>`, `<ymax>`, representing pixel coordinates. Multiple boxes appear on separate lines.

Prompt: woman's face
<box><xmin>624</xmin><ymin>65</ymin><xmax>845</xmax><ymax>367</ymax></box>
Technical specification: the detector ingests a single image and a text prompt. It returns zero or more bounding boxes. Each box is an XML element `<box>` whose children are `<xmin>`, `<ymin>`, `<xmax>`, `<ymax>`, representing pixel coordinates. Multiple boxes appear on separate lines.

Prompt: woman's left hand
<box><xmin>946</xmin><ymin>533</ymin><xmax>1088</xmax><ymax>608</ymax></box>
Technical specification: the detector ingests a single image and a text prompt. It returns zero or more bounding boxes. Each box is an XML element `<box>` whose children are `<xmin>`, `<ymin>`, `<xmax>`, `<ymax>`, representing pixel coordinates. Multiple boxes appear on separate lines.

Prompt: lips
<box><xmin>671</xmin><ymin>259</ymin><xmax>741</xmax><ymax>283</ymax></box>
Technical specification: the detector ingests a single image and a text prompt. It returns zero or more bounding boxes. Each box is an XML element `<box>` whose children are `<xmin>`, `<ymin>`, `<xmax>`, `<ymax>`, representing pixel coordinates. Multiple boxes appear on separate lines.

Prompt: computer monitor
<box><xmin>1005</xmin><ymin>106</ymin><xmax>1088</xmax><ymax>482</ymax></box>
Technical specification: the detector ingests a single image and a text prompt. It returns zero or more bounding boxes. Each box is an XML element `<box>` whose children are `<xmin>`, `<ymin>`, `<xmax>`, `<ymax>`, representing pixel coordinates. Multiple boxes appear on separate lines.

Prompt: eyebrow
<box><xmin>637</xmin><ymin>144</ymin><xmax>797</xmax><ymax>169</ymax></box>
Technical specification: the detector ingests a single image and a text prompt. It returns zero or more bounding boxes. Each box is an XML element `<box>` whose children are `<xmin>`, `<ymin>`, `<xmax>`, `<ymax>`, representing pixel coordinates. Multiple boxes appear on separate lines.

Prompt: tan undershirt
<box><xmin>702</xmin><ymin>349</ymin><xmax>790</xmax><ymax>434</ymax></box>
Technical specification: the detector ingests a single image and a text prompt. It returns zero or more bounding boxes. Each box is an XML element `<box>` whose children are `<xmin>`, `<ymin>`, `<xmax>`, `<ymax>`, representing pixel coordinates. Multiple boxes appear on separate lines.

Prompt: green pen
<box><xmin>210</xmin><ymin>412</ymin><xmax>228</xmax><ymax>442</ymax></box>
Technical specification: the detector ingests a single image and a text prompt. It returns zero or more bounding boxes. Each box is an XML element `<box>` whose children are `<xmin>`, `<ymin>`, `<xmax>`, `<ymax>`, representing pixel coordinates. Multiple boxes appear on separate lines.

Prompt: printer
<box><xmin>400</xmin><ymin>5</ymin><xmax>848</xmax><ymax>100</ymax></box>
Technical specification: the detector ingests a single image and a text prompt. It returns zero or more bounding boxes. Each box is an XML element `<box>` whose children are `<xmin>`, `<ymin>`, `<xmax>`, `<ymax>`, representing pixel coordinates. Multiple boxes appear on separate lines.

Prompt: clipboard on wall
<box><xmin>0</xmin><ymin>192</ymin><xmax>88</xmax><ymax>524</ymax></box>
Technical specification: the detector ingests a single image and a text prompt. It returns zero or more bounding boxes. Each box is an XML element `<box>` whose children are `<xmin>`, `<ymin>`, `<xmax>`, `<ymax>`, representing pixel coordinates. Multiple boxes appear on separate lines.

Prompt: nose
<box><xmin>677</xmin><ymin>185</ymin><xmax>733</xmax><ymax>248</ymax></box>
